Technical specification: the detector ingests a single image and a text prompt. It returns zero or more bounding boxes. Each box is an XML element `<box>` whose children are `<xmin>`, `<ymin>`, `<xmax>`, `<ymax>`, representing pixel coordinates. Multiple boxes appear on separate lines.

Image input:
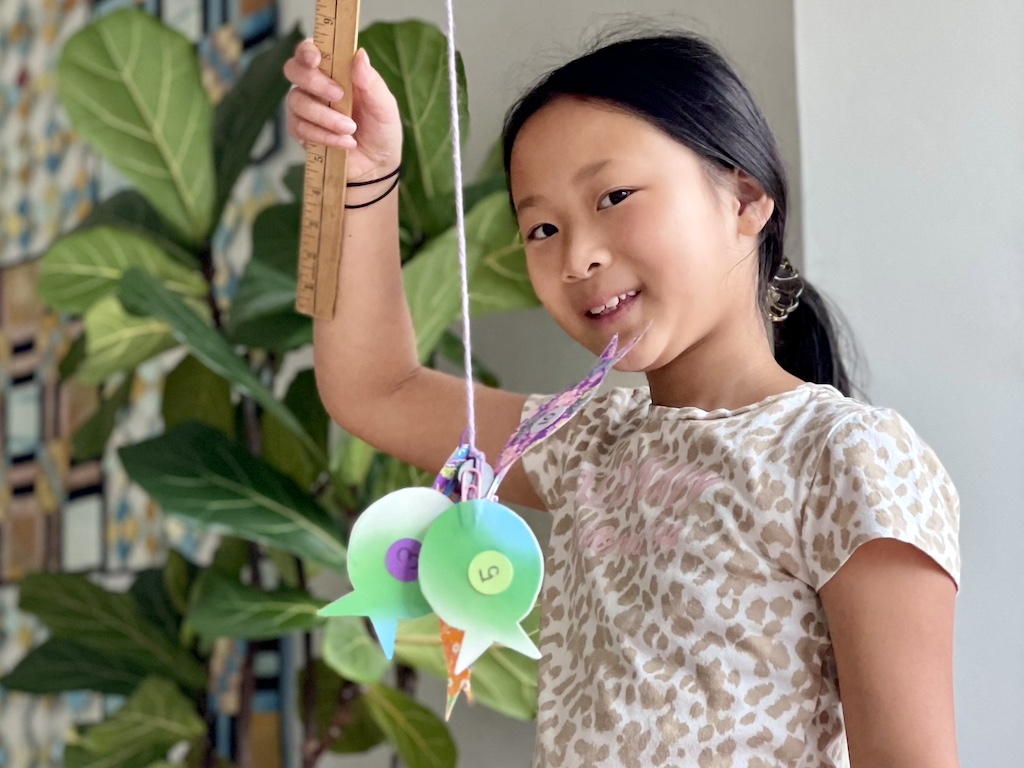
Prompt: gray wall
<box><xmin>794</xmin><ymin>1</ymin><xmax>1024</xmax><ymax>764</ymax></box>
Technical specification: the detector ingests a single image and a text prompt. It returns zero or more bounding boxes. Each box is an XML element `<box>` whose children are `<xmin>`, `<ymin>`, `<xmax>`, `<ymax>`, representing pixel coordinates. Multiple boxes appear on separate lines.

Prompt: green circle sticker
<box><xmin>469</xmin><ymin>550</ymin><xmax>514</xmax><ymax>595</ymax></box>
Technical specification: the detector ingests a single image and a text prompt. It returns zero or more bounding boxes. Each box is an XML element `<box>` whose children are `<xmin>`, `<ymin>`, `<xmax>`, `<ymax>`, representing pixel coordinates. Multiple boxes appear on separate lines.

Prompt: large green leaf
<box><xmin>332</xmin><ymin>432</ymin><xmax>377</xmax><ymax>488</ymax></box>
<box><xmin>77</xmin><ymin>677</ymin><xmax>205</xmax><ymax>757</ymax></box>
<box><xmin>394</xmin><ymin>609</ymin><xmax>540</xmax><ymax>721</ymax></box>
<box><xmin>449</xmin><ymin>632</ymin><xmax>539</xmax><ymax>721</ymax></box>
<box><xmin>18</xmin><ymin>573</ymin><xmax>205</xmax><ymax>690</ymax></box>
<box><xmin>362</xmin><ymin>21</ymin><xmax>469</xmax><ymax>241</ymax></box>
<box><xmin>59</xmin><ymin>333</ymin><xmax>88</xmax><ymax>381</ymax></box>
<box><xmin>0</xmin><ymin>639</ymin><xmax>147</xmax><ymax>696</ymax></box>
<box><xmin>214</xmin><ymin>28</ymin><xmax>302</xmax><ymax>218</ymax></box>
<box><xmin>226</xmin><ymin>203</ymin><xmax>311</xmax><ymax>353</ymax></box>
<box><xmin>65</xmin><ymin>744</ymin><xmax>168</xmax><ymax>768</ymax></box>
<box><xmin>75</xmin><ymin>191</ymin><xmax>197</xmax><ymax>267</ymax></box>
<box><xmin>59</xmin><ymin>9</ymin><xmax>215</xmax><ymax>243</ymax></box>
<box><xmin>163</xmin><ymin>354</ymin><xmax>235</xmax><ymax>439</ymax></box>
<box><xmin>119</xmin><ymin>268</ymin><xmax>324</xmax><ymax>463</ymax></box>
<box><xmin>262</xmin><ymin>369</ymin><xmax>329</xmax><ymax>489</ymax></box>
<box><xmin>393</xmin><ymin>615</ymin><xmax>447</xmax><ymax>677</ymax></box>
<box><xmin>326</xmin><ymin>697</ymin><xmax>386</xmax><ymax>755</ymax></box>
<box><xmin>403</xmin><ymin>226</ymin><xmax>478</xmax><ymax>362</ymax></box>
<box><xmin>299</xmin><ymin>661</ymin><xmax>386</xmax><ymax>754</ymax></box>
<box><xmin>264</xmin><ymin>547</ymin><xmax>301</xmax><ymax>588</ymax></box>
<box><xmin>118</xmin><ymin>422</ymin><xmax>347</xmax><ymax>570</ymax></box>
<box><xmin>437</xmin><ymin>330</ymin><xmax>499</xmax><ymax>388</ymax></box>
<box><xmin>462</xmin><ymin>174</ymin><xmax>507</xmax><ymax>214</ymax></box>
<box><xmin>464</xmin><ymin>138</ymin><xmax>507</xmax><ymax>213</ymax></box>
<box><xmin>72</xmin><ymin>371</ymin><xmax>134</xmax><ymax>462</ymax></box>
<box><xmin>283</xmin><ymin>163</ymin><xmax>304</xmax><ymax>200</ymax></box>
<box><xmin>364</xmin><ymin>684</ymin><xmax>456</xmax><ymax>768</ymax></box>
<box><xmin>227</xmin><ymin>268</ymin><xmax>309</xmax><ymax>354</ymax></box>
<box><xmin>467</xmin><ymin>198</ymin><xmax>536</xmax><ymax>317</ymax></box>
<box><xmin>284</xmin><ymin>369</ymin><xmax>329</xmax><ymax>450</ymax></box>
<box><xmin>363</xmin><ymin>454</ymin><xmax>433</xmax><ymax>508</ymax></box>
<box><xmin>322</xmin><ymin>616</ymin><xmax>391</xmax><ymax>686</ymax></box>
<box><xmin>187</xmin><ymin>571</ymin><xmax>323</xmax><ymax>640</ymax></box>
<box><xmin>476</xmin><ymin>136</ymin><xmax>505</xmax><ymax>180</ymax></box>
<box><xmin>163</xmin><ymin>549</ymin><xmax>198</xmax><ymax>617</ymax></box>
<box><xmin>209</xmin><ymin>537</ymin><xmax>251</xmax><ymax>580</ymax></box>
<box><xmin>129</xmin><ymin>569</ymin><xmax>182</xmax><ymax>640</ymax></box>
<box><xmin>184</xmin><ymin>746</ymin><xmax>236</xmax><ymax>768</ymax></box>
<box><xmin>404</xmin><ymin>191</ymin><xmax>521</xmax><ymax>360</ymax></box>
<box><xmin>78</xmin><ymin>294</ymin><xmax>180</xmax><ymax>385</ymax></box>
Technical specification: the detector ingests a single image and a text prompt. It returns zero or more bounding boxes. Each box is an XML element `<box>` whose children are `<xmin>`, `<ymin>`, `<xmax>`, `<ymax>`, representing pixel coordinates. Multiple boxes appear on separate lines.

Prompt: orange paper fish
<box><xmin>440</xmin><ymin>617</ymin><xmax>474</xmax><ymax>719</ymax></box>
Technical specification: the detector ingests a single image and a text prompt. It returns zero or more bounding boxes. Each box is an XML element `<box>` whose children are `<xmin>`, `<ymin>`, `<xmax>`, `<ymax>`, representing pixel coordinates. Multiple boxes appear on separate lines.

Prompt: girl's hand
<box><xmin>284</xmin><ymin>39</ymin><xmax>403</xmax><ymax>183</ymax></box>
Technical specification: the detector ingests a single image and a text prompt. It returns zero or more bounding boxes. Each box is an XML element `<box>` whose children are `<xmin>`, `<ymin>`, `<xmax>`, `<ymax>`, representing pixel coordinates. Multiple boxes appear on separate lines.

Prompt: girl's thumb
<box><xmin>351</xmin><ymin>48</ymin><xmax>392</xmax><ymax>116</ymax></box>
<box><xmin>352</xmin><ymin>48</ymin><xmax>372</xmax><ymax>89</ymax></box>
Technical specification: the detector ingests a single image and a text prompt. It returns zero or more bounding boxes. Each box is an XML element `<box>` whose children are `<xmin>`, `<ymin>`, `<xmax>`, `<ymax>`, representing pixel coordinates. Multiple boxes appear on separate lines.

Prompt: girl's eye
<box><xmin>598</xmin><ymin>189</ymin><xmax>633</xmax><ymax>209</ymax></box>
<box><xmin>527</xmin><ymin>223</ymin><xmax>558</xmax><ymax>242</ymax></box>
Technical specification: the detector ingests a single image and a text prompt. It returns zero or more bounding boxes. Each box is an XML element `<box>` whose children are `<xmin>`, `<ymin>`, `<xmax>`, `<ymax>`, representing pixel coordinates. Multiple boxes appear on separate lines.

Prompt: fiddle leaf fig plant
<box><xmin>8</xmin><ymin>8</ymin><xmax>540</xmax><ymax>768</ymax></box>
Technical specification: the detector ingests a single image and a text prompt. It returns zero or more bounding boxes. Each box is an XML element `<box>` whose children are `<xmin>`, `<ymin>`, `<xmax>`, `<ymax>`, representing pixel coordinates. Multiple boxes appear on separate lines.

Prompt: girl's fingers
<box><xmin>287</xmin><ymin>113</ymin><xmax>356</xmax><ymax>149</ymax></box>
<box><xmin>283</xmin><ymin>56</ymin><xmax>344</xmax><ymax>102</ymax></box>
<box><xmin>287</xmin><ymin>88</ymin><xmax>356</xmax><ymax>135</ymax></box>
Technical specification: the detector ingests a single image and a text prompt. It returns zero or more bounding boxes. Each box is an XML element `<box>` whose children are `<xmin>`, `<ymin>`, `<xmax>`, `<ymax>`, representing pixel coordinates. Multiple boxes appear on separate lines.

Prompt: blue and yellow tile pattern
<box><xmin>0</xmin><ymin>0</ymin><xmax>292</xmax><ymax>765</ymax></box>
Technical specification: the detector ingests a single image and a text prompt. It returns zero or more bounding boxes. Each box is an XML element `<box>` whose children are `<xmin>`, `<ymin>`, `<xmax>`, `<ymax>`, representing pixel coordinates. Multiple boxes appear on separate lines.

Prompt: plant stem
<box><xmin>396</xmin><ymin>663</ymin><xmax>417</xmax><ymax>696</ymax></box>
<box><xmin>230</xmin><ymin>348</ymin><xmax>266</xmax><ymax>768</ymax></box>
<box><xmin>235</xmin><ymin>544</ymin><xmax>264</xmax><ymax>768</ymax></box>
<box><xmin>198</xmin><ymin>693</ymin><xmax>219</xmax><ymax>768</ymax></box>
<box><xmin>235</xmin><ymin>391</ymin><xmax>265</xmax><ymax>768</ymax></box>
<box><xmin>389</xmin><ymin>665</ymin><xmax>419</xmax><ymax>768</ymax></box>
<box><xmin>297</xmin><ymin>559</ymin><xmax>318</xmax><ymax>767</ymax></box>
<box><xmin>236</xmin><ymin>641</ymin><xmax>257</xmax><ymax>768</ymax></box>
<box><xmin>197</xmin><ymin>243</ymin><xmax>223</xmax><ymax>330</ymax></box>
<box><xmin>306</xmin><ymin>681</ymin><xmax>361</xmax><ymax>765</ymax></box>
<box><xmin>310</xmin><ymin>471</ymin><xmax>332</xmax><ymax>499</ymax></box>
<box><xmin>241</xmin><ymin>396</ymin><xmax>262</xmax><ymax>457</ymax></box>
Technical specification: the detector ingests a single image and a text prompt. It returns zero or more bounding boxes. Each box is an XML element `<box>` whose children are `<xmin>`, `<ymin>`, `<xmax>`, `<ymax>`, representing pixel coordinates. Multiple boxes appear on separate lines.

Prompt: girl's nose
<box><xmin>562</xmin><ymin>238</ymin><xmax>611</xmax><ymax>281</ymax></box>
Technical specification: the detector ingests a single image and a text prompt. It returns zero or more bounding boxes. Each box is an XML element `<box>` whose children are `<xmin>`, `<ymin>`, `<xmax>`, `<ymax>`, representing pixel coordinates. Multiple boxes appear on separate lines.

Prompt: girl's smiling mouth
<box><xmin>584</xmin><ymin>289</ymin><xmax>641</xmax><ymax>322</ymax></box>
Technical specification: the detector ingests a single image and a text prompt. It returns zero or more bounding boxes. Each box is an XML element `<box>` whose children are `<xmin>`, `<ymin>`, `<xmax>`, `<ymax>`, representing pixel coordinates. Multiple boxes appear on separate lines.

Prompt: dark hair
<box><xmin>502</xmin><ymin>31</ymin><xmax>858</xmax><ymax>397</ymax></box>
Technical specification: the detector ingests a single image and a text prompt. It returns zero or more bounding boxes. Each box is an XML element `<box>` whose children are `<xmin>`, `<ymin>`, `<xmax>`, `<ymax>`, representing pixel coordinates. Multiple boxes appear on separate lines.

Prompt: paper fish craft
<box><xmin>319</xmin><ymin>331</ymin><xmax>645</xmax><ymax>716</ymax></box>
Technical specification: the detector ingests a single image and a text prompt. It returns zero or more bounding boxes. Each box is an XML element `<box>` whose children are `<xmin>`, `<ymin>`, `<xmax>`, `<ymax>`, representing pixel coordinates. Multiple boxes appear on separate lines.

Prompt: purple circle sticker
<box><xmin>385</xmin><ymin>538</ymin><xmax>422</xmax><ymax>582</ymax></box>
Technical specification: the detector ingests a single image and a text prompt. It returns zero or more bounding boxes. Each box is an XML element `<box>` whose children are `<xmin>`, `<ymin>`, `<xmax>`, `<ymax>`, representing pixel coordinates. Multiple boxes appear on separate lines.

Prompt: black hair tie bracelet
<box><xmin>347</xmin><ymin>166</ymin><xmax>402</xmax><ymax>187</ymax></box>
<box><xmin>344</xmin><ymin>166</ymin><xmax>402</xmax><ymax>210</ymax></box>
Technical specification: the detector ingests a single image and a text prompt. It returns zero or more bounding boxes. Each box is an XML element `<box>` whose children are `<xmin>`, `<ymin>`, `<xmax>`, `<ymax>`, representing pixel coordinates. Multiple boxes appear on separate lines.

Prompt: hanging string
<box><xmin>443</xmin><ymin>0</ymin><xmax>476</xmax><ymax>452</ymax></box>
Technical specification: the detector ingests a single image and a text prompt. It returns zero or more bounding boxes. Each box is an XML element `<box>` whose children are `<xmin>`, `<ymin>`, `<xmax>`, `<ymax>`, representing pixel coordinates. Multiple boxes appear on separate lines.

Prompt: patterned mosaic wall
<box><xmin>0</xmin><ymin>1</ymin><xmax>294</xmax><ymax>765</ymax></box>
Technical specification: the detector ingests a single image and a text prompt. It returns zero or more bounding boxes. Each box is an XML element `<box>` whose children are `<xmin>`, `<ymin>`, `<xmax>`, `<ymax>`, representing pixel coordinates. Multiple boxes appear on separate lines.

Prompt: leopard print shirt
<box><xmin>520</xmin><ymin>383</ymin><xmax>960</xmax><ymax>768</ymax></box>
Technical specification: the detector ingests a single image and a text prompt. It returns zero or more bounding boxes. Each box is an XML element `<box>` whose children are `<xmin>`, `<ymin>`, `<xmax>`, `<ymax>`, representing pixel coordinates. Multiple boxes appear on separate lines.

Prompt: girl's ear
<box><xmin>731</xmin><ymin>169</ymin><xmax>775</xmax><ymax>237</ymax></box>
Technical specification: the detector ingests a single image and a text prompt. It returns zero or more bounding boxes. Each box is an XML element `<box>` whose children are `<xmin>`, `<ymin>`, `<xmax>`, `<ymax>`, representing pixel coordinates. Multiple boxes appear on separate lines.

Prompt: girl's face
<box><xmin>509</xmin><ymin>96</ymin><xmax>770</xmax><ymax>374</ymax></box>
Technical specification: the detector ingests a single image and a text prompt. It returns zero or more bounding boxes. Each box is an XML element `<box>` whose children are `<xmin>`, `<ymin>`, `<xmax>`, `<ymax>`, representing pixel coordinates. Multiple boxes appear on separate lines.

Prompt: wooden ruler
<box><xmin>295</xmin><ymin>0</ymin><xmax>361</xmax><ymax>319</ymax></box>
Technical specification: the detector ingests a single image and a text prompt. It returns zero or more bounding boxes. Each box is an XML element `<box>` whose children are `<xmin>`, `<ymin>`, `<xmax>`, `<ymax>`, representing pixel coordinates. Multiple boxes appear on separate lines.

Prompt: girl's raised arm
<box><xmin>285</xmin><ymin>40</ymin><xmax>544</xmax><ymax>511</ymax></box>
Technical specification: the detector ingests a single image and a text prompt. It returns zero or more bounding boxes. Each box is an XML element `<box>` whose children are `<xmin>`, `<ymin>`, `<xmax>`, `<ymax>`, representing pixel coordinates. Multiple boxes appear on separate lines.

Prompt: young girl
<box><xmin>284</xmin><ymin>30</ymin><xmax>961</xmax><ymax>768</ymax></box>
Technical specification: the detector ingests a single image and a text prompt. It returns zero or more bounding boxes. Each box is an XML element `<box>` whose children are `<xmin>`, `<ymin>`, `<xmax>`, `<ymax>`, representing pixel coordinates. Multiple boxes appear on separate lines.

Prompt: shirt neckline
<box><xmin>637</xmin><ymin>382</ymin><xmax>840</xmax><ymax>421</ymax></box>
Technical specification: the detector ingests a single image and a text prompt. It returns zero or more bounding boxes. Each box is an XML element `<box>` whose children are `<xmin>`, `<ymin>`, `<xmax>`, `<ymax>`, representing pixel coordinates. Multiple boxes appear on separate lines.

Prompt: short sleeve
<box><xmin>800</xmin><ymin>407</ymin><xmax>961</xmax><ymax>591</ymax></box>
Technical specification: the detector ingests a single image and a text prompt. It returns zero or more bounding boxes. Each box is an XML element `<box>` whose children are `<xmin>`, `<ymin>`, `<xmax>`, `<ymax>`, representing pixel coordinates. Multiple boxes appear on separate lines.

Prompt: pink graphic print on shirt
<box><xmin>574</xmin><ymin>456</ymin><xmax>723</xmax><ymax>557</ymax></box>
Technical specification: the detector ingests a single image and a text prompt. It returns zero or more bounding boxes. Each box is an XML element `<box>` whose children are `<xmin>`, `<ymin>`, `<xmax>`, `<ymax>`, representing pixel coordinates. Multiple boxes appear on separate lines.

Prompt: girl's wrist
<box><xmin>344</xmin><ymin>166</ymin><xmax>401</xmax><ymax>209</ymax></box>
<box><xmin>347</xmin><ymin>153</ymin><xmax>402</xmax><ymax>186</ymax></box>
<box><xmin>347</xmin><ymin>165</ymin><xmax>401</xmax><ymax>188</ymax></box>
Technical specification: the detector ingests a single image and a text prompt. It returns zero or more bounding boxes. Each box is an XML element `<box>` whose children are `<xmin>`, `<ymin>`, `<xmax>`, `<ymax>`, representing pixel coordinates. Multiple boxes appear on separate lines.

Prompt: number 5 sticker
<box><xmin>469</xmin><ymin>551</ymin><xmax>513</xmax><ymax>595</ymax></box>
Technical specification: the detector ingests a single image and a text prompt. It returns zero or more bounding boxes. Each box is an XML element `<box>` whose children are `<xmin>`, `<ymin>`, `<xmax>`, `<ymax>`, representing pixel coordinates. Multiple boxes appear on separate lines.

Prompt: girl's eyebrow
<box><xmin>514</xmin><ymin>159</ymin><xmax>613</xmax><ymax>214</ymax></box>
